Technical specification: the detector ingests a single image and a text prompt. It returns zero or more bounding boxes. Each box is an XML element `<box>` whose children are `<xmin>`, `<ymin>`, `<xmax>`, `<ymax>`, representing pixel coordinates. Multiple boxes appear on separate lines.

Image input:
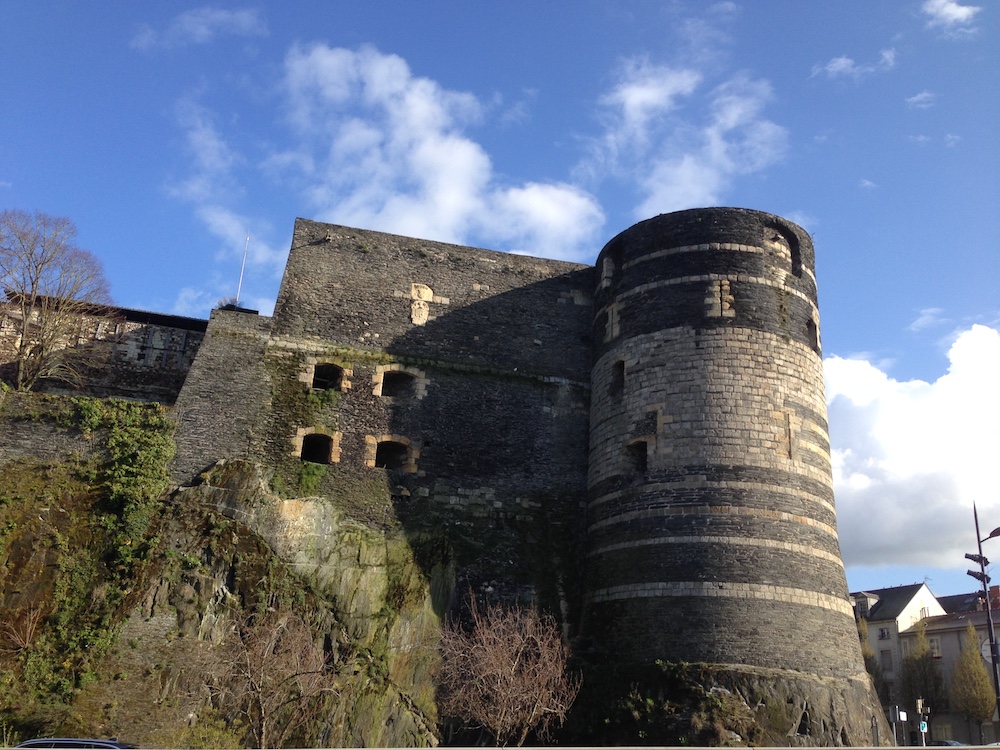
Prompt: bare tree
<box><xmin>950</xmin><ymin>620</ymin><xmax>995</xmax><ymax>744</ymax></box>
<box><xmin>0</xmin><ymin>209</ymin><xmax>111</xmax><ymax>390</ymax></box>
<box><xmin>437</xmin><ymin>595</ymin><xmax>581</xmax><ymax>747</ymax></box>
<box><xmin>213</xmin><ymin>609</ymin><xmax>339</xmax><ymax>749</ymax></box>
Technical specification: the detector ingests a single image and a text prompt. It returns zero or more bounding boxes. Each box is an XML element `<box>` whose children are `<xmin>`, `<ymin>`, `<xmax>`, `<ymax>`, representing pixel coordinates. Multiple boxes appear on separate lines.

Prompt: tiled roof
<box><xmin>938</xmin><ymin>591</ymin><xmax>983</xmax><ymax>614</ymax></box>
<box><xmin>854</xmin><ymin>583</ymin><xmax>926</xmax><ymax>622</ymax></box>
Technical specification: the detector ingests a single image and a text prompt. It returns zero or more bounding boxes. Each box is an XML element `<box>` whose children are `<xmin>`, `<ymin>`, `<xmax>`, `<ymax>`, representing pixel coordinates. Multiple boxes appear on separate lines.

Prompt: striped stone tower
<box><xmin>585</xmin><ymin>208</ymin><xmax>884</xmax><ymax>743</ymax></box>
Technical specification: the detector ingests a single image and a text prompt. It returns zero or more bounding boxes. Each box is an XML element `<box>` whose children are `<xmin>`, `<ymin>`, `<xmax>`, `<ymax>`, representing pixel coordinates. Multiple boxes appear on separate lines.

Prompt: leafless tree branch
<box><xmin>0</xmin><ymin>209</ymin><xmax>112</xmax><ymax>390</ymax></box>
<box><xmin>438</xmin><ymin>594</ymin><xmax>580</xmax><ymax>746</ymax></box>
<box><xmin>210</xmin><ymin>609</ymin><xmax>340</xmax><ymax>749</ymax></box>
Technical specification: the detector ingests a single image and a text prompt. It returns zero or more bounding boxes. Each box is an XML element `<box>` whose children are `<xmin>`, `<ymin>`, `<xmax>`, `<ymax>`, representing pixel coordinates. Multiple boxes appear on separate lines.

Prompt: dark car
<box><xmin>15</xmin><ymin>739</ymin><xmax>137</xmax><ymax>749</ymax></box>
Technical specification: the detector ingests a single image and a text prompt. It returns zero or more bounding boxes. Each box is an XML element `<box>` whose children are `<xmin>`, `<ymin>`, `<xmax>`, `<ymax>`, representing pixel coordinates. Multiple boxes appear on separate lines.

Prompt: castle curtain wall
<box><xmin>166</xmin><ymin>209</ymin><xmax>886</xmax><ymax>743</ymax></box>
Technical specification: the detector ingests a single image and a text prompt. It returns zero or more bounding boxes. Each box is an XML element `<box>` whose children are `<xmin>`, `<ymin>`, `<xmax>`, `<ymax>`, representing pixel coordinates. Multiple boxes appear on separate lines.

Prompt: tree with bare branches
<box><xmin>0</xmin><ymin>209</ymin><xmax>111</xmax><ymax>390</ymax></box>
<box><xmin>437</xmin><ymin>595</ymin><xmax>581</xmax><ymax>747</ymax></box>
<box><xmin>213</xmin><ymin>609</ymin><xmax>339</xmax><ymax>749</ymax></box>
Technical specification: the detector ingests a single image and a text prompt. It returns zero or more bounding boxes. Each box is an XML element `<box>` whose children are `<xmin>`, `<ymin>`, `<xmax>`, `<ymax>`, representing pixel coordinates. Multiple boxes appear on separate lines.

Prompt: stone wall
<box><xmin>170</xmin><ymin>221</ymin><xmax>595</xmax><ymax>617</ymax></box>
<box><xmin>0</xmin><ymin>300</ymin><xmax>205</xmax><ymax>403</ymax></box>
<box><xmin>273</xmin><ymin>219</ymin><xmax>593</xmax><ymax>381</ymax></box>
<box><xmin>171</xmin><ymin>309</ymin><xmax>272</xmax><ymax>481</ymax></box>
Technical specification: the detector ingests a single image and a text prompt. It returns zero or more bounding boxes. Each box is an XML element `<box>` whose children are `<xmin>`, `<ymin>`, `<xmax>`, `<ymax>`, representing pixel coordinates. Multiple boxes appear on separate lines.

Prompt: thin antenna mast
<box><xmin>235</xmin><ymin>231</ymin><xmax>250</xmax><ymax>306</ymax></box>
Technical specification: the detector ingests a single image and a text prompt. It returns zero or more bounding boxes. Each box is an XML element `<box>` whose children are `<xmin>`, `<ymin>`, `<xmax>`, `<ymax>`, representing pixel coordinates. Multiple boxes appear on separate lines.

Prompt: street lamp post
<box><xmin>965</xmin><ymin>503</ymin><xmax>1000</xmax><ymax>720</ymax></box>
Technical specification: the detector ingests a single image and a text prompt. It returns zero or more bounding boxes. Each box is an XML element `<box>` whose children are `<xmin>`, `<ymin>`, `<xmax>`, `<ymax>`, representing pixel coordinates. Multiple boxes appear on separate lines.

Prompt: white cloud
<box><xmin>483</xmin><ymin>183</ymin><xmax>606</xmax><ymax>262</ymax></box>
<box><xmin>278</xmin><ymin>43</ymin><xmax>604</xmax><ymax>261</ymax></box>
<box><xmin>811</xmin><ymin>48</ymin><xmax>897</xmax><ymax>80</ymax></box>
<box><xmin>859</xmin><ymin>178</ymin><xmax>877</xmax><ymax>190</ymax></box>
<box><xmin>827</xmin><ymin>325</ymin><xmax>1000</xmax><ymax>573</ymax></box>
<box><xmin>599</xmin><ymin>59</ymin><xmax>702</xmax><ymax>155</ymax></box>
<box><xmin>581</xmin><ymin>62</ymin><xmax>787</xmax><ymax>218</ymax></box>
<box><xmin>131</xmin><ymin>7</ymin><xmax>267</xmax><ymax>51</ymax></box>
<box><xmin>907</xmin><ymin>91</ymin><xmax>937</xmax><ymax>109</ymax></box>
<box><xmin>944</xmin><ymin>133</ymin><xmax>962</xmax><ymax>147</ymax></box>
<box><xmin>922</xmin><ymin>0</ymin><xmax>981</xmax><ymax>30</ymax></box>
<box><xmin>165</xmin><ymin>43</ymin><xmax>607</xmax><ymax>315</ymax></box>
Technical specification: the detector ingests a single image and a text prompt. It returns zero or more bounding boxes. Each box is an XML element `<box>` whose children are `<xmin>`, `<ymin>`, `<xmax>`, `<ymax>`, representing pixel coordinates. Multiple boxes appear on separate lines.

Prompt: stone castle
<box><xmin>0</xmin><ymin>206</ymin><xmax>887</xmax><ymax>743</ymax></box>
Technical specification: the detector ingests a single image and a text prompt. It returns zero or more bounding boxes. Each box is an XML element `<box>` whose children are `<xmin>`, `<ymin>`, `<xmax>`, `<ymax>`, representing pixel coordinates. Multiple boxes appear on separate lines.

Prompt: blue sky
<box><xmin>2</xmin><ymin>1</ymin><xmax>998</xmax><ymax>597</ymax></box>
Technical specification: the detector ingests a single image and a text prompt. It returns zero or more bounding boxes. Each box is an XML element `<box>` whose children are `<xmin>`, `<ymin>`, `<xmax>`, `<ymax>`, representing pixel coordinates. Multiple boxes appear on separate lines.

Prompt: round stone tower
<box><xmin>585</xmin><ymin>208</ymin><xmax>885</xmax><ymax>743</ymax></box>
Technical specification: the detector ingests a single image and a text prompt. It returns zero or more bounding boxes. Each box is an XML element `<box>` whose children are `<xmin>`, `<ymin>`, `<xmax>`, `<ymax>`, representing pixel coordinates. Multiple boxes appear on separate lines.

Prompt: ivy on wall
<box><xmin>72</xmin><ymin>397</ymin><xmax>176</xmax><ymax>566</ymax></box>
<box><xmin>0</xmin><ymin>394</ymin><xmax>176</xmax><ymax>710</ymax></box>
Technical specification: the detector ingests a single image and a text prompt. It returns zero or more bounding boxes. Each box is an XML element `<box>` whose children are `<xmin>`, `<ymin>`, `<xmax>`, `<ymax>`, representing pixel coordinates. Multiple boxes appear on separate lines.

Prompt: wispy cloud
<box><xmin>575</xmin><ymin>58</ymin><xmax>702</xmax><ymax>186</ymax></box>
<box><xmin>812</xmin><ymin>48</ymin><xmax>897</xmax><ymax>80</ymax></box>
<box><xmin>579</xmin><ymin>60</ymin><xmax>787</xmax><ymax>218</ymax></box>
<box><xmin>169</xmin><ymin>99</ymin><xmax>243</xmax><ymax>204</ymax></box>
<box><xmin>908</xmin><ymin>307</ymin><xmax>946</xmax><ymax>332</ymax></box>
<box><xmin>906</xmin><ymin>90</ymin><xmax>937</xmax><ymax>109</ymax></box>
<box><xmin>167</xmin><ymin>96</ymin><xmax>286</xmax><ymax>310</ymax></box>
<box><xmin>859</xmin><ymin>178</ymin><xmax>877</xmax><ymax>190</ymax></box>
<box><xmin>921</xmin><ymin>0</ymin><xmax>981</xmax><ymax>32</ymax></box>
<box><xmin>598</xmin><ymin>58</ymin><xmax>702</xmax><ymax>159</ymax></box>
<box><xmin>828</xmin><ymin>324</ymin><xmax>1000</xmax><ymax>571</ymax></box>
<box><xmin>131</xmin><ymin>7</ymin><xmax>267</xmax><ymax>51</ymax></box>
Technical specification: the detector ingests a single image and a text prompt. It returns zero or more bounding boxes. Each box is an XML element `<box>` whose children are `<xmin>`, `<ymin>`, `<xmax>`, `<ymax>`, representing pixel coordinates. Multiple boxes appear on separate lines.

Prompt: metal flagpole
<box><xmin>235</xmin><ymin>231</ymin><xmax>249</xmax><ymax>306</ymax></box>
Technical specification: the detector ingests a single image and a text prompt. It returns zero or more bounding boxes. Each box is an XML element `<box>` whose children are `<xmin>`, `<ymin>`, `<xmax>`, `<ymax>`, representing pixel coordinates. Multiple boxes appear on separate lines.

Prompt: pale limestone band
<box><xmin>587</xmin><ymin>580</ymin><xmax>855</xmax><ymax>617</ymax></box>
<box><xmin>622</xmin><ymin>241</ymin><xmax>819</xmax><ymax>288</ymax></box>
<box><xmin>586</xmin><ymin>502</ymin><xmax>839</xmax><ymax>540</ymax></box>
<box><xmin>618</xmin><ymin>272</ymin><xmax>818</xmax><ymax>310</ymax></box>
<box><xmin>588</xmin><ymin>478</ymin><xmax>837</xmax><ymax>517</ymax></box>
<box><xmin>587</xmin><ymin>533</ymin><xmax>846</xmax><ymax>569</ymax></box>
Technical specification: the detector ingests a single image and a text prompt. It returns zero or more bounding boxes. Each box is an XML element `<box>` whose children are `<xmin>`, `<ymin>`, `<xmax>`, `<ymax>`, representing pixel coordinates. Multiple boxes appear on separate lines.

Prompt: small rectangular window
<box><xmin>929</xmin><ymin>636</ymin><xmax>942</xmax><ymax>659</ymax></box>
<box><xmin>609</xmin><ymin>360</ymin><xmax>625</xmax><ymax>396</ymax></box>
<box><xmin>626</xmin><ymin>441</ymin><xmax>648</xmax><ymax>474</ymax></box>
<box><xmin>880</xmin><ymin>649</ymin><xmax>893</xmax><ymax>671</ymax></box>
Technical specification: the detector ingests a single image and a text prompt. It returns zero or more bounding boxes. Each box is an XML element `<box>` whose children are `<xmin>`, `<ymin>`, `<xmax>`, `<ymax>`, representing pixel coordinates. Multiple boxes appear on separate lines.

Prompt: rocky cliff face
<box><xmin>0</xmin><ymin>390</ymin><xmax>889</xmax><ymax>747</ymax></box>
<box><xmin>0</xmin><ymin>392</ymin><xmax>444</xmax><ymax>747</ymax></box>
